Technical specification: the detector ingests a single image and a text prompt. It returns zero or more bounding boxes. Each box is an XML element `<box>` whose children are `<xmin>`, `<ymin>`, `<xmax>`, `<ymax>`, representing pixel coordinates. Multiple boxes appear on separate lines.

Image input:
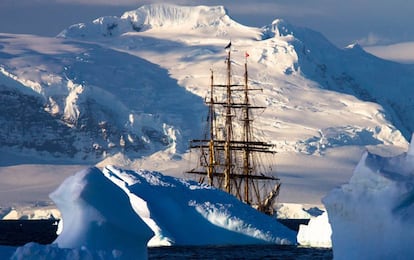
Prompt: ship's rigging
<box><xmin>186</xmin><ymin>44</ymin><xmax>280</xmax><ymax>215</ymax></box>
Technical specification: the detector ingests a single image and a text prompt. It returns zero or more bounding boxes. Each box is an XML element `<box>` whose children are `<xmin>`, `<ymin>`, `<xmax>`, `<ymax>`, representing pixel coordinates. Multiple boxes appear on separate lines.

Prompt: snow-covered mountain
<box><xmin>1</xmin><ymin>4</ymin><xmax>413</xmax><ymax>205</ymax></box>
<box><xmin>58</xmin><ymin>4</ymin><xmax>412</xmax><ymax>148</ymax></box>
<box><xmin>0</xmin><ymin>33</ymin><xmax>204</xmax><ymax>162</ymax></box>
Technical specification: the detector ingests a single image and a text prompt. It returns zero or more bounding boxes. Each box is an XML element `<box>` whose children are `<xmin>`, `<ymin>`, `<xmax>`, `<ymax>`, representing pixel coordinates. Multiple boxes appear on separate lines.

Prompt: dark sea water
<box><xmin>0</xmin><ymin>220</ymin><xmax>333</xmax><ymax>259</ymax></box>
<box><xmin>148</xmin><ymin>244</ymin><xmax>333</xmax><ymax>259</ymax></box>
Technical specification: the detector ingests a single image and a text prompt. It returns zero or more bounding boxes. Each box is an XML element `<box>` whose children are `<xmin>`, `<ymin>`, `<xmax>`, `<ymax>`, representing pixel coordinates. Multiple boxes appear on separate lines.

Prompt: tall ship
<box><xmin>187</xmin><ymin>43</ymin><xmax>281</xmax><ymax>215</ymax></box>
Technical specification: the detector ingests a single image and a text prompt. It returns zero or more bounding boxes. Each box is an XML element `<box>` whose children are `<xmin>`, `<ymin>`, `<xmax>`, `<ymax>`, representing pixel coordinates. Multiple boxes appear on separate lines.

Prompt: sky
<box><xmin>1</xmin><ymin>0</ymin><xmax>414</xmax><ymax>49</ymax></box>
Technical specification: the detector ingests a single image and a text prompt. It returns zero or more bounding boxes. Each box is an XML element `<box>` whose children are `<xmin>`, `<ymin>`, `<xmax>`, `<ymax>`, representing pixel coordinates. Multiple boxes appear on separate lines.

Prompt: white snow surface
<box><xmin>323</xmin><ymin>134</ymin><xmax>414</xmax><ymax>259</ymax></box>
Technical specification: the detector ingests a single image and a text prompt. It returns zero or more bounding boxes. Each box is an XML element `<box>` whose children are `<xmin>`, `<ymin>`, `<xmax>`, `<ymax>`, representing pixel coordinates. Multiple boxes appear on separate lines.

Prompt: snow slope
<box><xmin>0</xmin><ymin>4</ymin><xmax>413</xmax><ymax>209</ymax></box>
<box><xmin>0</xmin><ymin>33</ymin><xmax>204</xmax><ymax>162</ymax></box>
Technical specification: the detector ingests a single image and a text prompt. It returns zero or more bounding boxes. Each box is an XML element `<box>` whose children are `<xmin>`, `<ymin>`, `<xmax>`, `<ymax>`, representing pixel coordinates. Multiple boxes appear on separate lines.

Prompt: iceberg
<box><xmin>323</xmin><ymin>134</ymin><xmax>414</xmax><ymax>259</ymax></box>
<box><xmin>11</xmin><ymin>166</ymin><xmax>296</xmax><ymax>258</ymax></box>
<box><xmin>102</xmin><ymin>165</ymin><xmax>296</xmax><ymax>246</ymax></box>
<box><xmin>297</xmin><ymin>212</ymin><xmax>331</xmax><ymax>248</ymax></box>
<box><xmin>13</xmin><ymin>167</ymin><xmax>154</xmax><ymax>259</ymax></box>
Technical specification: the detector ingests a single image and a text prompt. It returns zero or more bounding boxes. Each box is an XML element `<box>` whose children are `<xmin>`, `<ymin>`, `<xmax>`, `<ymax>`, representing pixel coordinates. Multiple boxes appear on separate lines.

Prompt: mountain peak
<box><xmin>260</xmin><ymin>19</ymin><xmax>295</xmax><ymax>40</ymax></box>
<box><xmin>121</xmin><ymin>4</ymin><xmax>228</xmax><ymax>30</ymax></box>
<box><xmin>58</xmin><ymin>4</ymin><xmax>237</xmax><ymax>38</ymax></box>
<box><xmin>345</xmin><ymin>43</ymin><xmax>364</xmax><ymax>51</ymax></box>
<box><xmin>267</xmin><ymin>19</ymin><xmax>293</xmax><ymax>37</ymax></box>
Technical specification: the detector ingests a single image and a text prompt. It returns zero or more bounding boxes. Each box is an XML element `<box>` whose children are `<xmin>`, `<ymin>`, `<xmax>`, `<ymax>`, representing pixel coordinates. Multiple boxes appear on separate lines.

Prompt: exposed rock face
<box><xmin>0</xmin><ymin>82</ymin><xmax>169</xmax><ymax>161</ymax></box>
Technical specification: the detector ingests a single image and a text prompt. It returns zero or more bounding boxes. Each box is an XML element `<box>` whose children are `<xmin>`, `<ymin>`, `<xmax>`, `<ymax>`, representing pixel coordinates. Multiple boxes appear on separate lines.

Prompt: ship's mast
<box><xmin>224</xmin><ymin>50</ymin><xmax>233</xmax><ymax>193</ymax></box>
<box><xmin>242</xmin><ymin>57</ymin><xmax>251</xmax><ymax>204</ymax></box>
<box><xmin>207</xmin><ymin>70</ymin><xmax>215</xmax><ymax>186</ymax></box>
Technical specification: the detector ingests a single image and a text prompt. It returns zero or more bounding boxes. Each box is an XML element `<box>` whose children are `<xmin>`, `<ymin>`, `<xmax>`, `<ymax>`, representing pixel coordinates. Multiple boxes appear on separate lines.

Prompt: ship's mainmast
<box><xmin>224</xmin><ymin>50</ymin><xmax>233</xmax><ymax>193</ymax></box>
<box><xmin>242</xmin><ymin>55</ymin><xmax>252</xmax><ymax>203</ymax></box>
